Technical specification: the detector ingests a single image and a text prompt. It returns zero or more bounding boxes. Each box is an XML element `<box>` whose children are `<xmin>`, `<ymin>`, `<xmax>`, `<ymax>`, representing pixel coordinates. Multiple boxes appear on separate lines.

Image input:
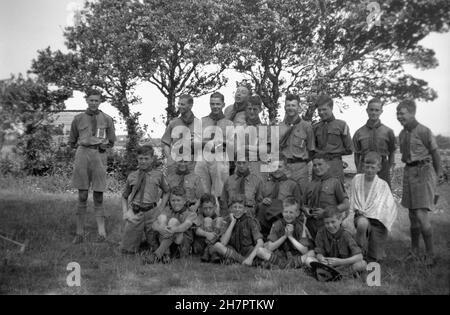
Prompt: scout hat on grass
<box><xmin>310</xmin><ymin>261</ymin><xmax>343</xmax><ymax>282</ymax></box>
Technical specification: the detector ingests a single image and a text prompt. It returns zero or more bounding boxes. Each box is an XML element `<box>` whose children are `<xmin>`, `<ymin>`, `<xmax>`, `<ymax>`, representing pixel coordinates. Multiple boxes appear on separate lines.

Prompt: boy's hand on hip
<box><xmin>125</xmin><ymin>210</ymin><xmax>142</xmax><ymax>224</ymax></box>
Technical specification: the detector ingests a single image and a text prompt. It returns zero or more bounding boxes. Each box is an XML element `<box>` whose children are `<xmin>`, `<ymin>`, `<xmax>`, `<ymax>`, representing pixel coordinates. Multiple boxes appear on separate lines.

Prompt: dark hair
<box><xmin>312</xmin><ymin>153</ymin><xmax>331</xmax><ymax>162</ymax></box>
<box><xmin>397</xmin><ymin>99</ymin><xmax>416</xmax><ymax>114</ymax></box>
<box><xmin>364</xmin><ymin>151</ymin><xmax>381</xmax><ymax>166</ymax></box>
<box><xmin>136</xmin><ymin>145</ymin><xmax>154</xmax><ymax>157</ymax></box>
<box><xmin>368</xmin><ymin>98</ymin><xmax>383</xmax><ymax>107</ymax></box>
<box><xmin>248</xmin><ymin>95</ymin><xmax>262</xmax><ymax>109</ymax></box>
<box><xmin>210</xmin><ymin>92</ymin><xmax>225</xmax><ymax>103</ymax></box>
<box><xmin>283</xmin><ymin>196</ymin><xmax>299</xmax><ymax>208</ymax></box>
<box><xmin>179</xmin><ymin>94</ymin><xmax>194</xmax><ymax>105</ymax></box>
<box><xmin>230</xmin><ymin>194</ymin><xmax>245</xmax><ymax>206</ymax></box>
<box><xmin>85</xmin><ymin>88</ymin><xmax>103</xmax><ymax>99</ymax></box>
<box><xmin>316</xmin><ymin>94</ymin><xmax>333</xmax><ymax>109</ymax></box>
<box><xmin>170</xmin><ymin>186</ymin><xmax>186</xmax><ymax>197</ymax></box>
<box><xmin>200</xmin><ymin>194</ymin><xmax>217</xmax><ymax>206</ymax></box>
<box><xmin>285</xmin><ymin>93</ymin><xmax>300</xmax><ymax>104</ymax></box>
<box><xmin>323</xmin><ymin>206</ymin><xmax>341</xmax><ymax>219</ymax></box>
<box><xmin>237</xmin><ymin>82</ymin><xmax>253</xmax><ymax>95</ymax></box>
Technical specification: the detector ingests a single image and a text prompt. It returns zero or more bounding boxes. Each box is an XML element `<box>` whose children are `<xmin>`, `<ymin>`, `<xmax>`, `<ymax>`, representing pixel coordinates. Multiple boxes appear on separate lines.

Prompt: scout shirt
<box><xmin>399</xmin><ymin>121</ymin><xmax>439</xmax><ymax>164</ymax></box>
<box><xmin>314</xmin><ymin>227</ymin><xmax>362</xmax><ymax>259</ymax></box>
<box><xmin>161</xmin><ymin>115</ymin><xmax>202</xmax><ymax>159</ymax></box>
<box><xmin>68</xmin><ymin>110</ymin><xmax>116</xmax><ymax>147</ymax></box>
<box><xmin>122</xmin><ymin>168</ymin><xmax>169</xmax><ymax>207</ymax></box>
<box><xmin>224</xmin><ymin>103</ymin><xmax>247</xmax><ymax>126</ymax></box>
<box><xmin>221</xmin><ymin>173</ymin><xmax>263</xmax><ymax>212</ymax></box>
<box><xmin>167</xmin><ymin>171</ymin><xmax>205</xmax><ymax>205</ymax></box>
<box><xmin>313</xmin><ymin>115</ymin><xmax>353</xmax><ymax>156</ymax></box>
<box><xmin>279</xmin><ymin>116</ymin><xmax>315</xmax><ymax>160</ymax></box>
<box><xmin>201</xmin><ymin>114</ymin><xmax>234</xmax><ymax>158</ymax></box>
<box><xmin>226</xmin><ymin>213</ymin><xmax>263</xmax><ymax>256</ymax></box>
<box><xmin>260</xmin><ymin>175</ymin><xmax>302</xmax><ymax>204</ymax></box>
<box><xmin>353</xmin><ymin>120</ymin><xmax>396</xmax><ymax>160</ymax></box>
<box><xmin>268</xmin><ymin>218</ymin><xmax>310</xmax><ymax>253</ymax></box>
<box><xmin>158</xmin><ymin>205</ymin><xmax>198</xmax><ymax>226</ymax></box>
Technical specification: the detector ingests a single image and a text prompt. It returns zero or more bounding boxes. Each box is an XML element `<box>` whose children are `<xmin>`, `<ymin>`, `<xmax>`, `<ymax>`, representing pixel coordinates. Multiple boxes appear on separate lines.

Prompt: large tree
<box><xmin>137</xmin><ymin>0</ymin><xmax>233</xmax><ymax>122</ymax></box>
<box><xmin>226</xmin><ymin>0</ymin><xmax>450</xmax><ymax>122</ymax></box>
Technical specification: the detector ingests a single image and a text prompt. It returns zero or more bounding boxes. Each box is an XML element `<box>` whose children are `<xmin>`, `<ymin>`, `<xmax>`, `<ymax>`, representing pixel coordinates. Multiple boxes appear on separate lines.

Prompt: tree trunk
<box><xmin>165</xmin><ymin>91</ymin><xmax>178</xmax><ymax>125</ymax></box>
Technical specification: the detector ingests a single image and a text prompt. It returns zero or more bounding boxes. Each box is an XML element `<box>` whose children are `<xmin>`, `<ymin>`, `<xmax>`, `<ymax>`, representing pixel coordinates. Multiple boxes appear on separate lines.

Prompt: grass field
<box><xmin>0</xmin><ymin>178</ymin><xmax>449</xmax><ymax>295</ymax></box>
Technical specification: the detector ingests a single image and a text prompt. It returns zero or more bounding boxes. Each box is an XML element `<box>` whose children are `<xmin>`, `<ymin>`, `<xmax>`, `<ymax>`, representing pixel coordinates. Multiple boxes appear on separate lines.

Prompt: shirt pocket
<box><xmin>292</xmin><ymin>128</ymin><xmax>306</xmax><ymax>149</ymax></box>
<box><xmin>327</xmin><ymin>129</ymin><xmax>342</xmax><ymax>147</ymax></box>
<box><xmin>358</xmin><ymin>135</ymin><xmax>371</xmax><ymax>152</ymax></box>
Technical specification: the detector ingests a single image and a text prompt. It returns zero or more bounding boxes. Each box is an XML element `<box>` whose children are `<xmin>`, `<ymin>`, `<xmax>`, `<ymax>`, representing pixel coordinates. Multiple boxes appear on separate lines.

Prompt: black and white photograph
<box><xmin>0</xmin><ymin>0</ymin><xmax>449</xmax><ymax>297</ymax></box>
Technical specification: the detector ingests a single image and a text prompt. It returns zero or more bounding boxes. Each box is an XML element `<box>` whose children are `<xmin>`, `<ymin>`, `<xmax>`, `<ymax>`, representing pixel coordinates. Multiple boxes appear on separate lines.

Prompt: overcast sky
<box><xmin>1</xmin><ymin>0</ymin><xmax>449</xmax><ymax>138</ymax></box>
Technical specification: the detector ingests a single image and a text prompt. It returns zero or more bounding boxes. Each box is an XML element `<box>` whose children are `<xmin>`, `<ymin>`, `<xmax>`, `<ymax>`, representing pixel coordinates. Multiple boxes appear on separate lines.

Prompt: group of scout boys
<box><xmin>69</xmin><ymin>86</ymin><xmax>444</xmax><ymax>281</ymax></box>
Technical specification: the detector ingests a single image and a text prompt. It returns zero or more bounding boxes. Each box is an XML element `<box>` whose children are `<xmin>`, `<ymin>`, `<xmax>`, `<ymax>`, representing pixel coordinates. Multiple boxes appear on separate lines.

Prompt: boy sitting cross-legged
<box><xmin>144</xmin><ymin>186</ymin><xmax>197</xmax><ymax>264</ymax></box>
<box><xmin>192</xmin><ymin>194</ymin><xmax>227</xmax><ymax>262</ymax></box>
<box><xmin>312</xmin><ymin>206</ymin><xmax>367</xmax><ymax>277</ymax></box>
<box><xmin>255</xmin><ymin>197</ymin><xmax>315</xmax><ymax>269</ymax></box>
<box><xmin>212</xmin><ymin>195</ymin><xmax>264</xmax><ymax>266</ymax></box>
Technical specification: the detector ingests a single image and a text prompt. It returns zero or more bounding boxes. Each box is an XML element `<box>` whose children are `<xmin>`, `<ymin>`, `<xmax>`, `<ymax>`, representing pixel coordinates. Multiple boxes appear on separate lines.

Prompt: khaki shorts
<box><xmin>72</xmin><ymin>146</ymin><xmax>107</xmax><ymax>192</ymax></box>
<box><xmin>401</xmin><ymin>163</ymin><xmax>437</xmax><ymax>211</ymax></box>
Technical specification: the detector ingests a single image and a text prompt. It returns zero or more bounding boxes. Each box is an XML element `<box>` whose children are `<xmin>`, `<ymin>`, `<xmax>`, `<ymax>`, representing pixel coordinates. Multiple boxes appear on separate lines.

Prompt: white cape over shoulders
<box><xmin>350</xmin><ymin>174</ymin><xmax>398</xmax><ymax>231</ymax></box>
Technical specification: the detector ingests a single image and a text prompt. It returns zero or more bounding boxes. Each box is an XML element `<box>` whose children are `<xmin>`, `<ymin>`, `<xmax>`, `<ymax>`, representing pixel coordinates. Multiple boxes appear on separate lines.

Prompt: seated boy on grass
<box><xmin>211</xmin><ymin>195</ymin><xmax>264</xmax><ymax>266</ymax></box>
<box><xmin>350</xmin><ymin>151</ymin><xmax>397</xmax><ymax>263</ymax></box>
<box><xmin>193</xmin><ymin>194</ymin><xmax>227</xmax><ymax>262</ymax></box>
<box><xmin>120</xmin><ymin>145</ymin><xmax>170</xmax><ymax>255</ymax></box>
<box><xmin>144</xmin><ymin>186</ymin><xmax>197</xmax><ymax>264</ymax></box>
<box><xmin>312</xmin><ymin>206</ymin><xmax>367</xmax><ymax>277</ymax></box>
<box><xmin>256</xmin><ymin>197</ymin><xmax>315</xmax><ymax>269</ymax></box>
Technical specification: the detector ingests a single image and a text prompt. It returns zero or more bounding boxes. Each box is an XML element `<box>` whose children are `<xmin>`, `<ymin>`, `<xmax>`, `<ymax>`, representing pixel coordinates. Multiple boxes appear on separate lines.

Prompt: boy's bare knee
<box><xmin>168</xmin><ymin>218</ymin><xmax>181</xmax><ymax>228</ymax></box>
<box><xmin>352</xmin><ymin>260</ymin><xmax>367</xmax><ymax>272</ymax></box>
<box><xmin>356</xmin><ymin>216</ymin><xmax>370</xmax><ymax>231</ymax></box>
<box><xmin>213</xmin><ymin>242</ymin><xmax>226</xmax><ymax>255</ymax></box>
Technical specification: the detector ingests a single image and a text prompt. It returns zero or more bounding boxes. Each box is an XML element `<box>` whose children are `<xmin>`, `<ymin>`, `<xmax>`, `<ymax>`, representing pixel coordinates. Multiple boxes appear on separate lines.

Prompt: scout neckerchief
<box><xmin>280</xmin><ymin>115</ymin><xmax>302</xmax><ymax>149</ymax></box>
<box><xmin>365</xmin><ymin>119</ymin><xmax>382</xmax><ymax>153</ymax></box>
<box><xmin>209</xmin><ymin>111</ymin><xmax>225</xmax><ymax>125</ymax></box>
<box><xmin>180</xmin><ymin>110</ymin><xmax>195</xmax><ymax>126</ymax></box>
<box><xmin>245</xmin><ymin>115</ymin><xmax>262</xmax><ymax>127</ymax></box>
<box><xmin>327</xmin><ymin>227</ymin><xmax>344</xmax><ymax>258</ymax></box>
<box><xmin>269</xmin><ymin>172</ymin><xmax>288</xmax><ymax>199</ymax></box>
<box><xmin>235</xmin><ymin>168</ymin><xmax>251</xmax><ymax>198</ymax></box>
<box><xmin>319</xmin><ymin>115</ymin><xmax>336</xmax><ymax>150</ymax></box>
<box><xmin>233</xmin><ymin>213</ymin><xmax>249</xmax><ymax>253</ymax></box>
<box><xmin>229</xmin><ymin>102</ymin><xmax>247</xmax><ymax>122</ymax></box>
<box><xmin>176</xmin><ymin>167</ymin><xmax>190</xmax><ymax>189</ymax></box>
<box><xmin>310</xmin><ymin>171</ymin><xmax>333</xmax><ymax>208</ymax></box>
<box><xmin>170</xmin><ymin>203</ymin><xmax>189</xmax><ymax>222</ymax></box>
<box><xmin>402</xmin><ymin>119</ymin><xmax>419</xmax><ymax>163</ymax></box>
<box><xmin>85</xmin><ymin>108</ymin><xmax>100</xmax><ymax>136</ymax></box>
<box><xmin>129</xmin><ymin>167</ymin><xmax>152</xmax><ymax>205</ymax></box>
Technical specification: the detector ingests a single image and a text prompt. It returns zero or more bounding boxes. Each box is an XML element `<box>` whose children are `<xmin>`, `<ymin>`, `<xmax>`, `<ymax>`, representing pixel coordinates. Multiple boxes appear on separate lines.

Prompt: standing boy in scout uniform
<box><xmin>279</xmin><ymin>93</ymin><xmax>315</xmax><ymax>192</ymax></box>
<box><xmin>313</xmin><ymin>94</ymin><xmax>353</xmax><ymax>182</ymax></box>
<box><xmin>353</xmin><ymin>98</ymin><xmax>396</xmax><ymax>186</ymax></box>
<box><xmin>257</xmin><ymin>158</ymin><xmax>303</xmax><ymax>239</ymax></box>
<box><xmin>195</xmin><ymin>92</ymin><xmax>233</xmax><ymax>202</ymax></box>
<box><xmin>220</xmin><ymin>160</ymin><xmax>263</xmax><ymax>217</ymax></box>
<box><xmin>121</xmin><ymin>145</ymin><xmax>170</xmax><ymax>254</ymax></box>
<box><xmin>224</xmin><ymin>84</ymin><xmax>252</xmax><ymax>126</ymax></box>
<box><xmin>304</xmin><ymin>154</ymin><xmax>350</xmax><ymax>239</ymax></box>
<box><xmin>167</xmin><ymin>159</ymin><xmax>205</xmax><ymax>213</ymax></box>
<box><xmin>161</xmin><ymin>94</ymin><xmax>201</xmax><ymax>175</ymax></box>
<box><xmin>397</xmin><ymin>100</ymin><xmax>443</xmax><ymax>266</ymax></box>
<box><xmin>69</xmin><ymin>89</ymin><xmax>116</xmax><ymax>244</ymax></box>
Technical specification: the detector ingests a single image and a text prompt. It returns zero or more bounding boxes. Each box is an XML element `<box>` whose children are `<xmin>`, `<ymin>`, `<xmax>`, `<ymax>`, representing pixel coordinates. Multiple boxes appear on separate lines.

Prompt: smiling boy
<box><xmin>212</xmin><ymin>195</ymin><xmax>264</xmax><ymax>266</ymax></box>
<box><xmin>256</xmin><ymin>197</ymin><xmax>315</xmax><ymax>269</ymax></box>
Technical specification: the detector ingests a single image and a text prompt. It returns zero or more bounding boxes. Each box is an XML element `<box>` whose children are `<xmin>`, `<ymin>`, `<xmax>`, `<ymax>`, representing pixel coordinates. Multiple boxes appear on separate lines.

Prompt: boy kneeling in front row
<box><xmin>255</xmin><ymin>197</ymin><xmax>316</xmax><ymax>269</ymax></box>
<box><xmin>144</xmin><ymin>186</ymin><xmax>197</xmax><ymax>264</ymax></box>
<box><xmin>211</xmin><ymin>195</ymin><xmax>264</xmax><ymax>266</ymax></box>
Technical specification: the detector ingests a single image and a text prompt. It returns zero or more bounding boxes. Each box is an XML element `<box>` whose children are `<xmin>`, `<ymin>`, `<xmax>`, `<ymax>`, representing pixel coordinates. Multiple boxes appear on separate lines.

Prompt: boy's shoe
<box><xmin>161</xmin><ymin>254</ymin><xmax>172</xmax><ymax>264</ymax></box>
<box><xmin>422</xmin><ymin>254</ymin><xmax>436</xmax><ymax>267</ymax></box>
<box><xmin>72</xmin><ymin>234</ymin><xmax>84</xmax><ymax>245</ymax></box>
<box><xmin>402</xmin><ymin>250</ymin><xmax>421</xmax><ymax>263</ymax></box>
<box><xmin>200</xmin><ymin>250</ymin><xmax>211</xmax><ymax>262</ymax></box>
<box><xmin>94</xmin><ymin>235</ymin><xmax>107</xmax><ymax>243</ymax></box>
<box><xmin>210</xmin><ymin>252</ymin><xmax>221</xmax><ymax>264</ymax></box>
<box><xmin>142</xmin><ymin>253</ymin><xmax>158</xmax><ymax>265</ymax></box>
